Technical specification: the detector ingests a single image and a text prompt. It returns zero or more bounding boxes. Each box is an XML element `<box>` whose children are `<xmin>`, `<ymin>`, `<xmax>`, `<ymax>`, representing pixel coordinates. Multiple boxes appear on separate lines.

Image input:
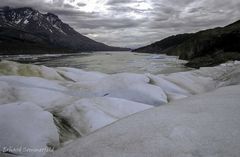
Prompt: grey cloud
<box><xmin>188</xmin><ymin>7</ymin><xmax>205</xmax><ymax>13</ymax></box>
<box><xmin>0</xmin><ymin>0</ymin><xmax>240</xmax><ymax>48</ymax></box>
<box><xmin>76</xmin><ymin>3</ymin><xmax>86</xmax><ymax>7</ymax></box>
<box><xmin>63</xmin><ymin>4</ymin><xmax>76</xmax><ymax>9</ymax></box>
<box><xmin>107</xmin><ymin>0</ymin><xmax>135</xmax><ymax>5</ymax></box>
<box><xmin>68</xmin><ymin>17</ymin><xmax>145</xmax><ymax>29</ymax></box>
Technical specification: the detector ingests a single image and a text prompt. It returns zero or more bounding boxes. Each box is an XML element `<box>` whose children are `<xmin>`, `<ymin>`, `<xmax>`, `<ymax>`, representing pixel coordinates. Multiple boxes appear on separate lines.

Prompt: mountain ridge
<box><xmin>0</xmin><ymin>6</ymin><xmax>129</xmax><ymax>54</ymax></box>
<box><xmin>133</xmin><ymin>20</ymin><xmax>240</xmax><ymax>68</ymax></box>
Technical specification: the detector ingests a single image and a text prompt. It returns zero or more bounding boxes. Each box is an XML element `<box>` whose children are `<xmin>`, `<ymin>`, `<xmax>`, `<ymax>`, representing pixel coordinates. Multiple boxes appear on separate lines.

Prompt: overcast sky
<box><xmin>1</xmin><ymin>0</ymin><xmax>240</xmax><ymax>48</ymax></box>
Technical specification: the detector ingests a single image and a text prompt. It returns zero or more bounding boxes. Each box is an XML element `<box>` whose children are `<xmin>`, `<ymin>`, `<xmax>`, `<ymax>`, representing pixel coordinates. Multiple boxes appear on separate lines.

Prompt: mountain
<box><xmin>133</xmin><ymin>20</ymin><xmax>240</xmax><ymax>68</ymax></box>
<box><xmin>0</xmin><ymin>7</ymin><xmax>129</xmax><ymax>54</ymax></box>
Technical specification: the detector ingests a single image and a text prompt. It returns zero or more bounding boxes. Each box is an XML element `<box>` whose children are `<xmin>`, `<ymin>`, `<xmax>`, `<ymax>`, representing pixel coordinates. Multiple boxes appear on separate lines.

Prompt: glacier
<box><xmin>49</xmin><ymin>84</ymin><xmax>240</xmax><ymax>157</ymax></box>
<box><xmin>0</xmin><ymin>60</ymin><xmax>239</xmax><ymax>157</ymax></box>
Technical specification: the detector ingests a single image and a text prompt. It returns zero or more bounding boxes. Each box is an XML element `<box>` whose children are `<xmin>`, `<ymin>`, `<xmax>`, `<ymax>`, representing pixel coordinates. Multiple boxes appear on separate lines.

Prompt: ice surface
<box><xmin>89</xmin><ymin>73</ymin><xmax>168</xmax><ymax>106</ymax></box>
<box><xmin>0</xmin><ymin>60</ymin><xmax>64</xmax><ymax>81</ymax></box>
<box><xmin>48</xmin><ymin>85</ymin><xmax>240</xmax><ymax>157</ymax></box>
<box><xmin>58</xmin><ymin>97</ymin><xmax>152</xmax><ymax>135</ymax></box>
<box><xmin>56</xmin><ymin>67</ymin><xmax>108</xmax><ymax>82</ymax></box>
<box><xmin>0</xmin><ymin>60</ymin><xmax>239</xmax><ymax>157</ymax></box>
<box><xmin>0</xmin><ymin>102</ymin><xmax>59</xmax><ymax>157</ymax></box>
<box><xmin>0</xmin><ymin>76</ymin><xmax>75</xmax><ymax>110</ymax></box>
<box><xmin>146</xmin><ymin>74</ymin><xmax>191</xmax><ymax>101</ymax></box>
<box><xmin>160</xmin><ymin>71</ymin><xmax>216</xmax><ymax>94</ymax></box>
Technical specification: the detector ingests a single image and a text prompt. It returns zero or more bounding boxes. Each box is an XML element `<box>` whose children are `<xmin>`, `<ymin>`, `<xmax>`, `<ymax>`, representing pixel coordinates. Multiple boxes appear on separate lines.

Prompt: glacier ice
<box><xmin>0</xmin><ymin>60</ymin><xmax>240</xmax><ymax>157</ymax></box>
<box><xmin>58</xmin><ymin>97</ymin><xmax>152</xmax><ymax>135</ymax></box>
<box><xmin>48</xmin><ymin>85</ymin><xmax>240</xmax><ymax>157</ymax></box>
<box><xmin>0</xmin><ymin>102</ymin><xmax>59</xmax><ymax>157</ymax></box>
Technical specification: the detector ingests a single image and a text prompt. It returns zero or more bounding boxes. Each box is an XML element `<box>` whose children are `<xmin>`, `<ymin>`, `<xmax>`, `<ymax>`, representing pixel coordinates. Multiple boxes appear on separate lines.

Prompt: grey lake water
<box><xmin>0</xmin><ymin>51</ymin><xmax>191</xmax><ymax>74</ymax></box>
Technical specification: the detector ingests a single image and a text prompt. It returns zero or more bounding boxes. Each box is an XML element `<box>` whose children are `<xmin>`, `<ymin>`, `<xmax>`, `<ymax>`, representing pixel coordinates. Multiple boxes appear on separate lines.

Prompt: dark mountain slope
<box><xmin>0</xmin><ymin>7</ymin><xmax>129</xmax><ymax>54</ymax></box>
<box><xmin>133</xmin><ymin>20</ymin><xmax>240</xmax><ymax>68</ymax></box>
<box><xmin>133</xmin><ymin>34</ymin><xmax>194</xmax><ymax>54</ymax></box>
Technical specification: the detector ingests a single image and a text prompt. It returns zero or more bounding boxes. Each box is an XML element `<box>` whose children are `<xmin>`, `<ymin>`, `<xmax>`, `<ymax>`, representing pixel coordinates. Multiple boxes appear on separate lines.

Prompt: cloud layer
<box><xmin>1</xmin><ymin>0</ymin><xmax>240</xmax><ymax>48</ymax></box>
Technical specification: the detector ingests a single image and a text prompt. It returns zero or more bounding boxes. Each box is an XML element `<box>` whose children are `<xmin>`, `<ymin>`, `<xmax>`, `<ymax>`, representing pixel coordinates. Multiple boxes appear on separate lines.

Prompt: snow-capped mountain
<box><xmin>0</xmin><ymin>7</ymin><xmax>129</xmax><ymax>54</ymax></box>
<box><xmin>0</xmin><ymin>7</ymin><xmax>78</xmax><ymax>35</ymax></box>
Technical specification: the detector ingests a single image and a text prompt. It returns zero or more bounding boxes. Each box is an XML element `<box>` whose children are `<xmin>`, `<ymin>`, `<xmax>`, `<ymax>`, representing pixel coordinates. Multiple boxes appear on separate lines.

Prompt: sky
<box><xmin>1</xmin><ymin>0</ymin><xmax>240</xmax><ymax>48</ymax></box>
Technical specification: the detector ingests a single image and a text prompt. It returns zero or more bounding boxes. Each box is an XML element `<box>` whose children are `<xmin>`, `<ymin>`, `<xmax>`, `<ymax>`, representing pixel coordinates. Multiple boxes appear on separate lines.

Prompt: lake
<box><xmin>0</xmin><ymin>51</ymin><xmax>191</xmax><ymax>74</ymax></box>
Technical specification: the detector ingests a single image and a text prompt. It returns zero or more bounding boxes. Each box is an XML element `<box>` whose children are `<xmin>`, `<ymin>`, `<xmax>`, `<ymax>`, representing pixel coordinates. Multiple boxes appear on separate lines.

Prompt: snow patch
<box><xmin>23</xmin><ymin>19</ymin><xmax>29</xmax><ymax>24</ymax></box>
<box><xmin>53</xmin><ymin>24</ymin><xmax>66</xmax><ymax>35</ymax></box>
<box><xmin>15</xmin><ymin>18</ymin><xmax>22</xmax><ymax>24</ymax></box>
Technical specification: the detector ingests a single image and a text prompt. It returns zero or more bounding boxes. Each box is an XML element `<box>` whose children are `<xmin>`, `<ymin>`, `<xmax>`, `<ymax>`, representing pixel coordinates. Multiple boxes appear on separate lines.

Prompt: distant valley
<box><xmin>1</xmin><ymin>6</ymin><xmax>240</xmax><ymax>68</ymax></box>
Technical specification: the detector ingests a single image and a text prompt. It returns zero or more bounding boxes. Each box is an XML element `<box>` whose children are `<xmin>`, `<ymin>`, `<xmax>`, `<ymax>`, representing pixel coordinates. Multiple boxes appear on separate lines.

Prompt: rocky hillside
<box><xmin>133</xmin><ymin>20</ymin><xmax>240</xmax><ymax>68</ymax></box>
<box><xmin>0</xmin><ymin>7</ymin><xmax>129</xmax><ymax>54</ymax></box>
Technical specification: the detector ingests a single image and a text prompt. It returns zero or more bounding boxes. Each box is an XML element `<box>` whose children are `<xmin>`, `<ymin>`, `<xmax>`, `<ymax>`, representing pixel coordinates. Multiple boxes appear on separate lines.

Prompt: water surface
<box><xmin>0</xmin><ymin>51</ymin><xmax>190</xmax><ymax>74</ymax></box>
